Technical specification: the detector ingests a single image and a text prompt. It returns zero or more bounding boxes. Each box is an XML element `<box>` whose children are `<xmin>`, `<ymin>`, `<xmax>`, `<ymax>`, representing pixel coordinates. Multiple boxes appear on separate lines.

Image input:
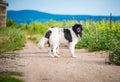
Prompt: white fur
<box><xmin>37</xmin><ymin>37</ymin><xmax>48</xmax><ymax>48</ymax></box>
<box><xmin>38</xmin><ymin>27</ymin><xmax>80</xmax><ymax>58</ymax></box>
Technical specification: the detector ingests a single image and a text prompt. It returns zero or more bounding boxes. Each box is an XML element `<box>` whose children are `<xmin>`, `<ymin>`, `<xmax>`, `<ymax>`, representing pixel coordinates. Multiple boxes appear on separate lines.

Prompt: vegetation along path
<box><xmin>2</xmin><ymin>40</ymin><xmax>120</xmax><ymax>82</ymax></box>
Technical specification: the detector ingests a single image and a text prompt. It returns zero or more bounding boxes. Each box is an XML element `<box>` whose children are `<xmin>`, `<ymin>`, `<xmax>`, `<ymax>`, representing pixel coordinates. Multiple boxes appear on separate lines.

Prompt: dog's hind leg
<box><xmin>56</xmin><ymin>46</ymin><xmax>60</xmax><ymax>55</ymax></box>
<box><xmin>48</xmin><ymin>47</ymin><xmax>54</xmax><ymax>57</ymax></box>
<box><xmin>53</xmin><ymin>46</ymin><xmax>60</xmax><ymax>57</ymax></box>
<box><xmin>48</xmin><ymin>41</ymin><xmax>54</xmax><ymax>57</ymax></box>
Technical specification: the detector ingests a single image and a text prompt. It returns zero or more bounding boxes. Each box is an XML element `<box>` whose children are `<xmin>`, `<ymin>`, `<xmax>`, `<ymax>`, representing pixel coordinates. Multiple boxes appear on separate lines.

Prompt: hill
<box><xmin>7</xmin><ymin>10</ymin><xmax>120</xmax><ymax>24</ymax></box>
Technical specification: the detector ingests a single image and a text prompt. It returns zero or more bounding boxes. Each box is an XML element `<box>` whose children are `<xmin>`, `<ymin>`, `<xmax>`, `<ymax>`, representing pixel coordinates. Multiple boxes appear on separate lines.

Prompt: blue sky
<box><xmin>5</xmin><ymin>0</ymin><xmax>120</xmax><ymax>16</ymax></box>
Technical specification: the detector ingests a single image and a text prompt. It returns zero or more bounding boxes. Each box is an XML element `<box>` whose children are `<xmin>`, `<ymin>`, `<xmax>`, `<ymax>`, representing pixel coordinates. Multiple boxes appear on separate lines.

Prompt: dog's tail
<box><xmin>37</xmin><ymin>30</ymin><xmax>52</xmax><ymax>48</ymax></box>
<box><xmin>37</xmin><ymin>37</ymin><xmax>48</xmax><ymax>48</ymax></box>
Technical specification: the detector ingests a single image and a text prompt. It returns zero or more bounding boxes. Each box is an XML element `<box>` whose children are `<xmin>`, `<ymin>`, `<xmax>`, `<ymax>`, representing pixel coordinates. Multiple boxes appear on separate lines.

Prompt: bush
<box><xmin>76</xmin><ymin>21</ymin><xmax>120</xmax><ymax>51</ymax></box>
<box><xmin>0</xmin><ymin>27</ymin><xmax>26</xmax><ymax>54</ymax></box>
<box><xmin>109</xmin><ymin>49</ymin><xmax>120</xmax><ymax>65</ymax></box>
<box><xmin>7</xmin><ymin>19</ymin><xmax>17</xmax><ymax>27</ymax></box>
<box><xmin>109</xmin><ymin>37</ymin><xmax>120</xmax><ymax>65</ymax></box>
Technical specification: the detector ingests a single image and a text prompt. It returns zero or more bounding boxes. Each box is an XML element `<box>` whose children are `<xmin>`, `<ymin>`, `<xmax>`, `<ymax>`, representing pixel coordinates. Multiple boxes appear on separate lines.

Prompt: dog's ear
<box><xmin>73</xmin><ymin>24</ymin><xmax>78</xmax><ymax>27</ymax></box>
<box><xmin>73</xmin><ymin>24</ymin><xmax>82</xmax><ymax>28</ymax></box>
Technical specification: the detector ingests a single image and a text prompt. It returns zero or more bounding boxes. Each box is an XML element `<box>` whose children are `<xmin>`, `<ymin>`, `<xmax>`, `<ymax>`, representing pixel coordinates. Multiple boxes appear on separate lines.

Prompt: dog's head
<box><xmin>72</xmin><ymin>24</ymin><xmax>83</xmax><ymax>37</ymax></box>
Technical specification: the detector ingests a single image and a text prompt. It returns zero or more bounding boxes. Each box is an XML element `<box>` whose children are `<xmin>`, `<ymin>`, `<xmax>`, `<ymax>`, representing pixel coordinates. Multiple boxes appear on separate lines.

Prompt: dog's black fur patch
<box><xmin>72</xmin><ymin>24</ymin><xmax>82</xmax><ymax>37</ymax></box>
<box><xmin>63</xmin><ymin>29</ymin><xmax>72</xmax><ymax>42</ymax></box>
<box><xmin>45</xmin><ymin>30</ymin><xmax>52</xmax><ymax>39</ymax></box>
<box><xmin>48</xmin><ymin>41</ymin><xmax>50</xmax><ymax>47</ymax></box>
<box><xmin>45</xmin><ymin>30</ymin><xmax>52</xmax><ymax>47</ymax></box>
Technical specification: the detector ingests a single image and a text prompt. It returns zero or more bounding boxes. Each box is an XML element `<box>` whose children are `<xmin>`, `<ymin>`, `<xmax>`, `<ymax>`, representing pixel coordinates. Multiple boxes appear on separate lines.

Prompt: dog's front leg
<box><xmin>48</xmin><ymin>47</ymin><xmax>54</xmax><ymax>57</ymax></box>
<box><xmin>69</xmin><ymin>43</ymin><xmax>77</xmax><ymax>58</ymax></box>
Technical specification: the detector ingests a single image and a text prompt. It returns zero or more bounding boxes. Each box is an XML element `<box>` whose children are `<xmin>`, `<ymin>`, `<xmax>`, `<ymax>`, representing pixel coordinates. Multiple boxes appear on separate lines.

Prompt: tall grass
<box><xmin>0</xmin><ymin>27</ymin><xmax>26</xmax><ymax>54</ymax></box>
<box><xmin>76</xmin><ymin>21</ymin><xmax>120</xmax><ymax>51</ymax></box>
<box><xmin>19</xmin><ymin>20</ymin><xmax>120</xmax><ymax>51</ymax></box>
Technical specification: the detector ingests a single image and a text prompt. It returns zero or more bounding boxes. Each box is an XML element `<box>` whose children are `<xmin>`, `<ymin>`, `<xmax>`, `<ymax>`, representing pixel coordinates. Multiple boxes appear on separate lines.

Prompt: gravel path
<box><xmin>1</xmin><ymin>40</ymin><xmax>120</xmax><ymax>82</ymax></box>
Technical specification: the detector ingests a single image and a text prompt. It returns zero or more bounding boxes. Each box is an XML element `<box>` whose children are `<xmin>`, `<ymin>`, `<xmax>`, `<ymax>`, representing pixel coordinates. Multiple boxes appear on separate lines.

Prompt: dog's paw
<box><xmin>72</xmin><ymin>55</ymin><xmax>77</xmax><ymax>58</ymax></box>
<box><xmin>49</xmin><ymin>55</ymin><xmax>54</xmax><ymax>57</ymax></box>
<box><xmin>54</xmin><ymin>55</ymin><xmax>60</xmax><ymax>58</ymax></box>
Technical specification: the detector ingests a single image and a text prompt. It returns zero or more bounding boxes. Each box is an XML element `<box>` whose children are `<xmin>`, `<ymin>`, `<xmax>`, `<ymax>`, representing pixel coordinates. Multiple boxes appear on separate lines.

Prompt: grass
<box><xmin>0</xmin><ymin>27</ymin><xmax>26</xmax><ymax>54</ymax></box>
<box><xmin>0</xmin><ymin>71</ymin><xmax>23</xmax><ymax>76</ymax></box>
<box><xmin>0</xmin><ymin>76</ymin><xmax>24</xmax><ymax>82</ymax></box>
<box><xmin>76</xmin><ymin>21</ymin><xmax>120</xmax><ymax>50</ymax></box>
<box><xmin>0</xmin><ymin>71</ymin><xmax>24</xmax><ymax>82</ymax></box>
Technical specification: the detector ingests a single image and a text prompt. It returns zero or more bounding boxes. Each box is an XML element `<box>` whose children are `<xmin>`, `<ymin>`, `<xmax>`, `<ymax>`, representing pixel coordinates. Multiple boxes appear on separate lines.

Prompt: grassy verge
<box><xmin>0</xmin><ymin>27</ymin><xmax>26</xmax><ymax>54</ymax></box>
<box><xmin>0</xmin><ymin>71</ymin><xmax>24</xmax><ymax>82</ymax></box>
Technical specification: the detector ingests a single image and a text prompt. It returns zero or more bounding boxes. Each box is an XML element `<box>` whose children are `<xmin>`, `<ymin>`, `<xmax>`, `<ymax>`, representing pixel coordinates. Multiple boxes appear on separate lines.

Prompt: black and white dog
<box><xmin>38</xmin><ymin>24</ymin><xmax>82</xmax><ymax>57</ymax></box>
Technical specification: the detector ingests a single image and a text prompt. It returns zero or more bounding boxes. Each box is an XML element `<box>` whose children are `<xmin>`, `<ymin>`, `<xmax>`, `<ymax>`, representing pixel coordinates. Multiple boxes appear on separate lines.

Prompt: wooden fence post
<box><xmin>109</xmin><ymin>13</ymin><xmax>112</xmax><ymax>51</ymax></box>
<box><xmin>110</xmin><ymin>13</ymin><xmax>112</xmax><ymax>29</ymax></box>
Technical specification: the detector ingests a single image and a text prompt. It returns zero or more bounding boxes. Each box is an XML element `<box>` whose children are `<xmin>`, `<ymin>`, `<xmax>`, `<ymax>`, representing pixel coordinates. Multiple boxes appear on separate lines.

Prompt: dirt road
<box><xmin>1</xmin><ymin>40</ymin><xmax>120</xmax><ymax>82</ymax></box>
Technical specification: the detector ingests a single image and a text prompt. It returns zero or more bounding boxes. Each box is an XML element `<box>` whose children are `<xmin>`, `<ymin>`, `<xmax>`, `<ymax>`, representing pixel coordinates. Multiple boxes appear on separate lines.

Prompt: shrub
<box><xmin>0</xmin><ymin>27</ymin><xmax>26</xmax><ymax>54</ymax></box>
<box><xmin>7</xmin><ymin>19</ymin><xmax>17</xmax><ymax>27</ymax></box>
<box><xmin>76</xmin><ymin>21</ymin><xmax>120</xmax><ymax>51</ymax></box>
<box><xmin>109</xmin><ymin>49</ymin><xmax>120</xmax><ymax>65</ymax></box>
